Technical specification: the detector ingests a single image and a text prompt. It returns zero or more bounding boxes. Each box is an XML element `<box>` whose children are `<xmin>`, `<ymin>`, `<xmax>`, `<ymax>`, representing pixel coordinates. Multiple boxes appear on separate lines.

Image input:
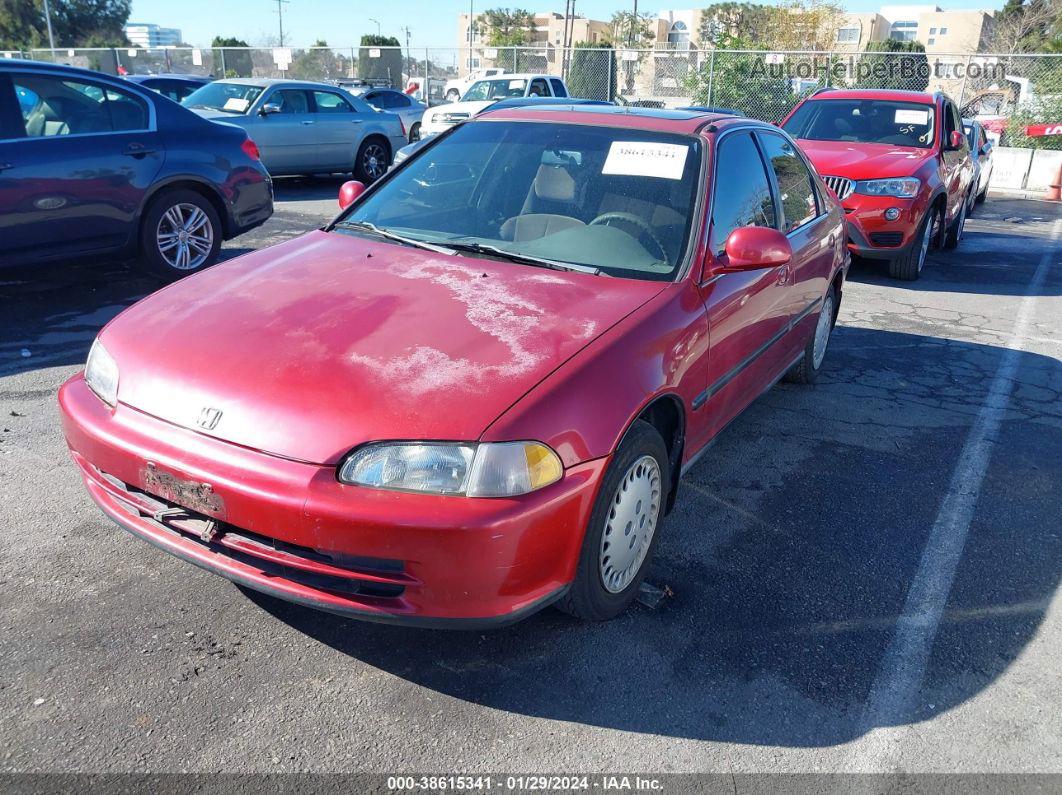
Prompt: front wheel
<box><xmin>557</xmin><ymin>420</ymin><xmax>669</xmax><ymax>621</ymax></box>
<box><xmin>888</xmin><ymin>207</ymin><xmax>936</xmax><ymax>281</ymax></box>
<box><xmin>409</xmin><ymin>123</ymin><xmax>421</xmax><ymax>142</ymax></box>
<box><xmin>944</xmin><ymin>193</ymin><xmax>968</xmax><ymax>249</ymax></box>
<box><xmin>785</xmin><ymin>284</ymin><xmax>837</xmax><ymax>384</ymax></box>
<box><xmin>354</xmin><ymin>138</ymin><xmax>390</xmax><ymax>183</ymax></box>
<box><xmin>138</xmin><ymin>189</ymin><xmax>222</xmax><ymax>281</ymax></box>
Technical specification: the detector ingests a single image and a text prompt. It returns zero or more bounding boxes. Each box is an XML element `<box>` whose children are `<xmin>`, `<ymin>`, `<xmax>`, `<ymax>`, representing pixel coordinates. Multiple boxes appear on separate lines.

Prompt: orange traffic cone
<box><xmin>1047</xmin><ymin>162</ymin><xmax>1062</xmax><ymax>202</ymax></box>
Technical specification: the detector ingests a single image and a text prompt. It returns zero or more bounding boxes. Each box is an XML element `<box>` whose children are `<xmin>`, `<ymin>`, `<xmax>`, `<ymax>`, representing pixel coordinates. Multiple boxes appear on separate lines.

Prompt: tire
<box><xmin>784</xmin><ymin>284</ymin><xmax>837</xmax><ymax>385</ymax></box>
<box><xmin>975</xmin><ymin>184</ymin><xmax>988</xmax><ymax>204</ymax></box>
<box><xmin>557</xmin><ymin>420</ymin><xmax>670</xmax><ymax>621</ymax></box>
<box><xmin>944</xmin><ymin>193</ymin><xmax>968</xmax><ymax>249</ymax></box>
<box><xmin>888</xmin><ymin>206</ymin><xmax>936</xmax><ymax>281</ymax></box>
<box><xmin>139</xmin><ymin>189</ymin><xmax>222</xmax><ymax>281</ymax></box>
<box><xmin>409</xmin><ymin>123</ymin><xmax>421</xmax><ymax>143</ymax></box>
<box><xmin>354</xmin><ymin>137</ymin><xmax>391</xmax><ymax>183</ymax></box>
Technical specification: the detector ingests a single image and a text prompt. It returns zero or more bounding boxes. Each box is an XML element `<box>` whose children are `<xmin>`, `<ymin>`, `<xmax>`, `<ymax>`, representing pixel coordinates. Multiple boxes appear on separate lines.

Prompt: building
<box><xmin>834</xmin><ymin>13</ymin><xmax>892</xmax><ymax>51</ymax></box>
<box><xmin>916</xmin><ymin>10</ymin><xmax>995</xmax><ymax>53</ymax></box>
<box><xmin>124</xmin><ymin>23</ymin><xmax>183</xmax><ymax>48</ymax></box>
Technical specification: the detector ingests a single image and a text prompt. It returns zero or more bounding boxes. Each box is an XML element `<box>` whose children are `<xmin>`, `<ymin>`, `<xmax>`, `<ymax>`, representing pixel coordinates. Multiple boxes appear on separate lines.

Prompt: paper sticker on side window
<box><xmin>895</xmin><ymin>109</ymin><xmax>929</xmax><ymax>125</ymax></box>
<box><xmin>602</xmin><ymin>141</ymin><xmax>689</xmax><ymax>180</ymax></box>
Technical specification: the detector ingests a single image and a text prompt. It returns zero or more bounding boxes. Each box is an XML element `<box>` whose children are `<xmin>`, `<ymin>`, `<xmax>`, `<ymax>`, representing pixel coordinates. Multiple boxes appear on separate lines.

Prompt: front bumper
<box><xmin>842</xmin><ymin>193</ymin><xmax>928</xmax><ymax>261</ymax></box>
<box><xmin>59</xmin><ymin>375</ymin><xmax>606</xmax><ymax>628</ymax></box>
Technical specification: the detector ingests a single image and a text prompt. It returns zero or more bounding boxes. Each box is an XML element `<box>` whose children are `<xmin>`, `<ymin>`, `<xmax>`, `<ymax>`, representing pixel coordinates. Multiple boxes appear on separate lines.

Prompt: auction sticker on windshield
<box><xmin>895</xmin><ymin>109</ymin><xmax>929</xmax><ymax>125</ymax></box>
<box><xmin>223</xmin><ymin>97</ymin><xmax>250</xmax><ymax>112</ymax></box>
<box><xmin>603</xmin><ymin>141</ymin><xmax>689</xmax><ymax>180</ymax></box>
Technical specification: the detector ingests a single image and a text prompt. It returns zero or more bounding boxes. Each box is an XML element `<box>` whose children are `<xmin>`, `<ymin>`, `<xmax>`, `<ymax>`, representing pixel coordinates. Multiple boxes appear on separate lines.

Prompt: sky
<box><xmin>129</xmin><ymin>0</ymin><xmax>1005</xmax><ymax>48</ymax></box>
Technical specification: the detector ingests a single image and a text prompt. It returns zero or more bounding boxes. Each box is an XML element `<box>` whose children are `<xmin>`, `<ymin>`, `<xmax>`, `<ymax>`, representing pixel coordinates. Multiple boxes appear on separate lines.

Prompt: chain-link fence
<box><xmin>8</xmin><ymin>46</ymin><xmax>1062</xmax><ymax>147</ymax></box>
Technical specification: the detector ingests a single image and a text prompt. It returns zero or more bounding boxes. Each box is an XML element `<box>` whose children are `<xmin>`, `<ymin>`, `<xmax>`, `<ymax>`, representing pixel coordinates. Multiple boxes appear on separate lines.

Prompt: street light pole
<box><xmin>369</xmin><ymin>18</ymin><xmax>381</xmax><ymax>36</ymax></box>
<box><xmin>43</xmin><ymin>0</ymin><xmax>56</xmax><ymax>51</ymax></box>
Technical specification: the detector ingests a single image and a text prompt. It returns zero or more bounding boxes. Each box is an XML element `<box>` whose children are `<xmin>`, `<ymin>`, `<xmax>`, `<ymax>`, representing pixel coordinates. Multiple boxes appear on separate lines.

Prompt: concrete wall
<box><xmin>989</xmin><ymin>147</ymin><xmax>1062</xmax><ymax>192</ymax></box>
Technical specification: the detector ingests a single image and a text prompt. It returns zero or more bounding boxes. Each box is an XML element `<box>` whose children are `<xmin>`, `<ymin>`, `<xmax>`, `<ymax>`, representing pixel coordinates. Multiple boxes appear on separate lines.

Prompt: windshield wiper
<box><xmin>334</xmin><ymin>221</ymin><xmax>457</xmax><ymax>256</ymax></box>
<box><xmin>443</xmin><ymin>241</ymin><xmax>601</xmax><ymax>275</ymax></box>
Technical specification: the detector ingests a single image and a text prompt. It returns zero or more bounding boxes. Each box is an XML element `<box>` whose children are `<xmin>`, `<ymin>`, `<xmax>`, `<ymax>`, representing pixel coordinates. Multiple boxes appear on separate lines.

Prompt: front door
<box><xmin>253</xmin><ymin>88</ymin><xmax>317</xmax><ymax>175</ymax></box>
<box><xmin>0</xmin><ymin>71</ymin><xmax>164</xmax><ymax>267</ymax></box>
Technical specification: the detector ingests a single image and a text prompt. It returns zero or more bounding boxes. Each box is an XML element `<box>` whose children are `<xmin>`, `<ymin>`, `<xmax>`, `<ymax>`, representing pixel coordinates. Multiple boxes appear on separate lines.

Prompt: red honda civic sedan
<box><xmin>59</xmin><ymin>106</ymin><xmax>848</xmax><ymax>628</ymax></box>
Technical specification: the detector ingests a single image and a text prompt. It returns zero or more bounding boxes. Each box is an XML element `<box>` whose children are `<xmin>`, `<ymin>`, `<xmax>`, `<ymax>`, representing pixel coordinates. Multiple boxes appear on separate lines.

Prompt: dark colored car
<box><xmin>124</xmin><ymin>73</ymin><xmax>212</xmax><ymax>103</ymax></box>
<box><xmin>781</xmin><ymin>88</ymin><xmax>973</xmax><ymax>281</ymax></box>
<box><xmin>0</xmin><ymin>60</ymin><xmax>273</xmax><ymax>279</ymax></box>
<box><xmin>61</xmin><ymin>106</ymin><xmax>848</xmax><ymax>627</ymax></box>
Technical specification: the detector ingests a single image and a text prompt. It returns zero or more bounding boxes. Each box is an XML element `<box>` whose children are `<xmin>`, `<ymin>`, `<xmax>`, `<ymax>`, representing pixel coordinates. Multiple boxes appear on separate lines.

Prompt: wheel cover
<box><xmin>363</xmin><ymin>144</ymin><xmax>386</xmax><ymax>179</ymax></box>
<box><xmin>156</xmin><ymin>203</ymin><xmax>213</xmax><ymax>270</ymax></box>
<box><xmin>917</xmin><ymin>212</ymin><xmax>934</xmax><ymax>272</ymax></box>
<box><xmin>812</xmin><ymin>291</ymin><xmax>834</xmax><ymax>369</ymax></box>
<box><xmin>599</xmin><ymin>454</ymin><xmax>662</xmax><ymax>594</ymax></box>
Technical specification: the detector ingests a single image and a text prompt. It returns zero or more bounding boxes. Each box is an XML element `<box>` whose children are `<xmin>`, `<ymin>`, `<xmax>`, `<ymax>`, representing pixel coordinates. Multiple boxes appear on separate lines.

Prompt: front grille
<box><xmin>870</xmin><ymin>232</ymin><xmax>904</xmax><ymax>247</ymax></box>
<box><xmin>98</xmin><ymin>468</ymin><xmax>412</xmax><ymax>600</ymax></box>
<box><xmin>436</xmin><ymin>112</ymin><xmax>469</xmax><ymax>123</ymax></box>
<box><xmin>822</xmin><ymin>176</ymin><xmax>854</xmax><ymax>200</ymax></box>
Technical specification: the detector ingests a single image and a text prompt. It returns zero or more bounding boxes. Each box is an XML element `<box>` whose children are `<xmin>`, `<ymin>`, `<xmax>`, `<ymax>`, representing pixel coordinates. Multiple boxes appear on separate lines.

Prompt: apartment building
<box><xmin>123</xmin><ymin>22</ymin><xmax>182</xmax><ymax>48</ymax></box>
<box><xmin>456</xmin><ymin>11</ymin><xmax>610</xmax><ymax>76</ymax></box>
<box><xmin>835</xmin><ymin>13</ymin><xmax>892</xmax><ymax>51</ymax></box>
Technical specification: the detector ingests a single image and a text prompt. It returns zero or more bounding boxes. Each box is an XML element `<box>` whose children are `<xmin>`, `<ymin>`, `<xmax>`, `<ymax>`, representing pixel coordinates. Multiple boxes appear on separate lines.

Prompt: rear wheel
<box><xmin>409</xmin><ymin>122</ymin><xmax>421</xmax><ymax>142</ymax></box>
<box><xmin>139</xmin><ymin>189</ymin><xmax>222</xmax><ymax>281</ymax></box>
<box><xmin>785</xmin><ymin>284</ymin><xmax>837</xmax><ymax>385</ymax></box>
<box><xmin>354</xmin><ymin>138</ymin><xmax>390</xmax><ymax>183</ymax></box>
<box><xmin>558</xmin><ymin>420</ymin><xmax>669</xmax><ymax>621</ymax></box>
<box><xmin>944</xmin><ymin>194</ymin><xmax>968</xmax><ymax>249</ymax></box>
<box><xmin>888</xmin><ymin>206</ymin><xmax>936</xmax><ymax>281</ymax></box>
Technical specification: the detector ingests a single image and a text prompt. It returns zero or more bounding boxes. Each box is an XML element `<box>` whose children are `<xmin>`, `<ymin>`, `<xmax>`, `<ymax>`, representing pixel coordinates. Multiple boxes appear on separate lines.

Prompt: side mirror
<box><xmin>338</xmin><ymin>180</ymin><xmax>367</xmax><ymax>209</ymax></box>
<box><xmin>948</xmin><ymin>130</ymin><xmax>965</xmax><ymax>150</ymax></box>
<box><xmin>980</xmin><ymin>141</ymin><xmax>993</xmax><ymax>155</ymax></box>
<box><xmin>259</xmin><ymin>102</ymin><xmax>282</xmax><ymax>116</ymax></box>
<box><xmin>721</xmin><ymin>226</ymin><xmax>792</xmax><ymax>271</ymax></box>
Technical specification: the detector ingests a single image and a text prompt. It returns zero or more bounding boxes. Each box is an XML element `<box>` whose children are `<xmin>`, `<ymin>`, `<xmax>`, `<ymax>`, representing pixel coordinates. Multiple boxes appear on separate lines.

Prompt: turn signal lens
<box><xmin>466</xmin><ymin>442</ymin><xmax>564</xmax><ymax>497</ymax></box>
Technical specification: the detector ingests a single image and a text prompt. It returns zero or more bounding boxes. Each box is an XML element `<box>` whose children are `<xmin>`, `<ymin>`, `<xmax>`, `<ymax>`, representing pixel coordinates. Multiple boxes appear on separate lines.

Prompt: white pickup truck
<box><xmin>421</xmin><ymin>73</ymin><xmax>572</xmax><ymax>137</ymax></box>
<box><xmin>443</xmin><ymin>68</ymin><xmax>507</xmax><ymax>103</ymax></box>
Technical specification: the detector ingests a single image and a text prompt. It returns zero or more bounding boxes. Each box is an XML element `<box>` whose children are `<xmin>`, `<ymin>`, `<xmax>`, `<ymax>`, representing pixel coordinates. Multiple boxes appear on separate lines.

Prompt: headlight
<box><xmin>85</xmin><ymin>339</ymin><xmax>119</xmax><ymax>407</ymax></box>
<box><xmin>337</xmin><ymin>441</ymin><xmax>563</xmax><ymax>497</ymax></box>
<box><xmin>853</xmin><ymin>177</ymin><xmax>920</xmax><ymax>198</ymax></box>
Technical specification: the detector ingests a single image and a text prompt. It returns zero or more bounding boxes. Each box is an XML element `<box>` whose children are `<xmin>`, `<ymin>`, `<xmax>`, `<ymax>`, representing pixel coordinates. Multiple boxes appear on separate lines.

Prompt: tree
<box><xmin>700</xmin><ymin>1</ymin><xmax>845</xmax><ymax>50</ymax></box>
<box><xmin>212</xmin><ymin>35</ymin><xmax>252</xmax><ymax>78</ymax></box>
<box><xmin>699</xmin><ymin>2</ymin><xmax>774</xmax><ymax>46</ymax></box>
<box><xmin>605</xmin><ymin>10</ymin><xmax>655</xmax><ymax>47</ymax></box>
<box><xmin>857</xmin><ymin>39</ymin><xmax>929</xmax><ymax>92</ymax></box>
<box><xmin>478</xmin><ymin>8</ymin><xmax>535</xmax><ymax>45</ymax></box>
<box><xmin>1</xmin><ymin>0</ymin><xmax>130</xmax><ymax>49</ymax></box>
<box><xmin>683</xmin><ymin>37</ymin><xmax>796</xmax><ymax>121</ymax></box>
<box><xmin>568</xmin><ymin>41</ymin><xmax>615</xmax><ymax>100</ymax></box>
<box><xmin>0</xmin><ymin>0</ymin><xmax>42</xmax><ymax>49</ymax></box>
<box><xmin>358</xmin><ymin>34</ymin><xmax>402</xmax><ymax>86</ymax></box>
<box><xmin>991</xmin><ymin>0</ymin><xmax>1059</xmax><ymax>53</ymax></box>
<box><xmin>289</xmin><ymin>39</ymin><xmax>351</xmax><ymax>81</ymax></box>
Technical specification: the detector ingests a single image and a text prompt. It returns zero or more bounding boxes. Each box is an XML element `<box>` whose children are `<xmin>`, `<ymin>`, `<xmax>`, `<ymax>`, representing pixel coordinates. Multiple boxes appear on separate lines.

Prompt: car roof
<box><xmin>804</xmin><ymin>88</ymin><xmax>938</xmax><ymax>105</ymax></box>
<box><xmin>475</xmin><ymin>104</ymin><xmax>769</xmax><ymax>135</ymax></box>
<box><xmin>469</xmin><ymin>73</ymin><xmax>557</xmax><ymax>81</ymax></box>
<box><xmin>125</xmin><ymin>73</ymin><xmax>210</xmax><ymax>82</ymax></box>
<box><xmin>213</xmin><ymin>77</ymin><xmax>347</xmax><ymax>89</ymax></box>
<box><xmin>0</xmin><ymin>57</ymin><xmax>130</xmax><ymax>82</ymax></box>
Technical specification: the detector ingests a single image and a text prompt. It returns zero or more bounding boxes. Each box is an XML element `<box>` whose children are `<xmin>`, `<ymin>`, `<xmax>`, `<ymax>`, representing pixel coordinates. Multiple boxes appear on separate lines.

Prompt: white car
<box><xmin>420</xmin><ymin>74</ymin><xmax>571</xmax><ymax>137</ymax></box>
<box><xmin>443</xmin><ymin>68</ymin><xmax>507</xmax><ymax>103</ymax></box>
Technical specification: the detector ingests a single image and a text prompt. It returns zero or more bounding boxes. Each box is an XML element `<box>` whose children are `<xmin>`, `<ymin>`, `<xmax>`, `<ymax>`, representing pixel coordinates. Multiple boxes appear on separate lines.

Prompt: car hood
<box><xmin>188</xmin><ymin>108</ymin><xmax>250</xmax><ymax>124</ymax></box>
<box><xmin>103</xmin><ymin>231</ymin><xmax>664</xmax><ymax>465</ymax></box>
<box><xmin>796</xmin><ymin>139</ymin><xmax>934</xmax><ymax>180</ymax></box>
<box><xmin>433</xmin><ymin>100</ymin><xmax>494</xmax><ymax>118</ymax></box>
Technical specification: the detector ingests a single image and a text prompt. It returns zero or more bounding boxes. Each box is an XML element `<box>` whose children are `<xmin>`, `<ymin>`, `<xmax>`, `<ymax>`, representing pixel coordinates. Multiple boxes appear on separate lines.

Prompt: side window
<box><xmin>709</xmin><ymin>132</ymin><xmax>776</xmax><ymax>255</ymax></box>
<box><xmin>757</xmin><ymin>133</ymin><xmax>819</xmax><ymax>233</ymax></box>
<box><xmin>271</xmin><ymin>89</ymin><xmax>310</xmax><ymax>113</ymax></box>
<box><xmin>313</xmin><ymin>90</ymin><xmax>353</xmax><ymax>113</ymax></box>
<box><xmin>15</xmin><ymin>74</ymin><xmax>147</xmax><ymax>136</ymax></box>
<box><xmin>550</xmin><ymin>79</ymin><xmax>567</xmax><ymax>97</ymax></box>
<box><xmin>529</xmin><ymin>78</ymin><xmax>549</xmax><ymax>97</ymax></box>
<box><xmin>389</xmin><ymin>92</ymin><xmax>411</xmax><ymax>108</ymax></box>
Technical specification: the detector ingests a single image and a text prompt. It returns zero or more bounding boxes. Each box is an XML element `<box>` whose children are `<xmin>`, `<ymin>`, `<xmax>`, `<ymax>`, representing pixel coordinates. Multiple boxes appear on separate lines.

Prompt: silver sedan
<box><xmin>182</xmin><ymin>78</ymin><xmax>407</xmax><ymax>181</ymax></box>
<box><xmin>353</xmin><ymin>88</ymin><xmax>427</xmax><ymax>142</ymax></box>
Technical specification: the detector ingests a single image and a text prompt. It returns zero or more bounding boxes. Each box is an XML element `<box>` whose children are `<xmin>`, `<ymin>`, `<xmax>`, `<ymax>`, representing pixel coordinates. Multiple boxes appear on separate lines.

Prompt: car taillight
<box><xmin>241</xmin><ymin>137</ymin><xmax>260</xmax><ymax>160</ymax></box>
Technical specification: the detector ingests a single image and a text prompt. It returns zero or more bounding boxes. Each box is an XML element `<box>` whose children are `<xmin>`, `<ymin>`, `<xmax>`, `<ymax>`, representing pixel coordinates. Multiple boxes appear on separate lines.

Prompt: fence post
<box><xmin>825</xmin><ymin>51</ymin><xmax>832</xmax><ymax>88</ymax></box>
<box><xmin>218</xmin><ymin>48</ymin><xmax>226</xmax><ymax>77</ymax></box>
<box><xmin>958</xmin><ymin>53</ymin><xmax>972</xmax><ymax>108</ymax></box>
<box><xmin>607</xmin><ymin>49</ymin><xmax>614</xmax><ymax>101</ymax></box>
<box><xmin>706</xmin><ymin>49</ymin><xmax>716</xmax><ymax>106</ymax></box>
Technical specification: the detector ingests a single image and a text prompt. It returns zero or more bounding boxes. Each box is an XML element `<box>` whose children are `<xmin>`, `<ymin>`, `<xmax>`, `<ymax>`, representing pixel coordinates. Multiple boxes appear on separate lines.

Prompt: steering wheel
<box><xmin>588</xmin><ymin>212</ymin><xmax>668</xmax><ymax>262</ymax></box>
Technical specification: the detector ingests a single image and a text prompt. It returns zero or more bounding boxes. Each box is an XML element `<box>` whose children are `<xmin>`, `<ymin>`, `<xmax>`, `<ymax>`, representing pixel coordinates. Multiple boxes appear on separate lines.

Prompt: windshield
<box><xmin>334</xmin><ymin>121</ymin><xmax>702</xmax><ymax>280</ymax></box>
<box><xmin>181</xmin><ymin>82</ymin><xmax>263</xmax><ymax>113</ymax></box>
<box><xmin>462</xmin><ymin>78</ymin><xmax>527</xmax><ymax>101</ymax></box>
<box><xmin>783</xmin><ymin>99</ymin><xmax>936</xmax><ymax>148</ymax></box>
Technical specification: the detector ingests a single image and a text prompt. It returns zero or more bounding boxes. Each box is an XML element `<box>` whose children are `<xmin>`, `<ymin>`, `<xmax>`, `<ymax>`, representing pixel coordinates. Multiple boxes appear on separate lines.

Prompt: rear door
<box><xmin>755</xmin><ymin>130</ymin><xmax>839</xmax><ymax>352</ymax></box>
<box><xmin>940</xmin><ymin>99</ymin><xmax>969</xmax><ymax>220</ymax></box>
<box><xmin>698</xmin><ymin>130</ymin><xmax>790</xmax><ymax>441</ymax></box>
<box><xmin>0</xmin><ymin>70</ymin><xmax>163</xmax><ymax>267</ymax></box>
<box><xmin>252</xmin><ymin>88</ymin><xmax>317</xmax><ymax>174</ymax></box>
<box><xmin>312</xmin><ymin>89</ymin><xmax>370</xmax><ymax>170</ymax></box>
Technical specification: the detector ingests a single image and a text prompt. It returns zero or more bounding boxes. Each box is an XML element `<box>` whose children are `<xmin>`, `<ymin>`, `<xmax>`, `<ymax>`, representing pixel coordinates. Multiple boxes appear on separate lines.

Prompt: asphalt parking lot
<box><xmin>1</xmin><ymin>184</ymin><xmax>1059</xmax><ymax>776</ymax></box>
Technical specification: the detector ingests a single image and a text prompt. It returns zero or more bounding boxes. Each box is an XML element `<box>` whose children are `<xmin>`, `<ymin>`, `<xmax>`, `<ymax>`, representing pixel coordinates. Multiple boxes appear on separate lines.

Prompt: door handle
<box><xmin>122</xmin><ymin>143</ymin><xmax>157</xmax><ymax>157</ymax></box>
<box><xmin>350</xmin><ymin>119</ymin><xmax>363</xmax><ymax>124</ymax></box>
<box><xmin>301</xmin><ymin>120</ymin><xmax>315</xmax><ymax>125</ymax></box>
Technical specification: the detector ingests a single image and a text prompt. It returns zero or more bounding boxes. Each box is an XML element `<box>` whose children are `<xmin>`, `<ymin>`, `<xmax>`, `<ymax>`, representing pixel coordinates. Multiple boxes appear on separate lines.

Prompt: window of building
<box><xmin>667</xmin><ymin>21</ymin><xmax>690</xmax><ymax>49</ymax></box>
<box><xmin>929</xmin><ymin>27</ymin><xmax>937</xmax><ymax>34</ymax></box>
<box><xmin>889</xmin><ymin>20</ymin><xmax>918</xmax><ymax>42</ymax></box>
<box><xmin>940</xmin><ymin>27</ymin><xmax>948</xmax><ymax>34</ymax></box>
<box><xmin>928</xmin><ymin>38</ymin><xmax>935</xmax><ymax>45</ymax></box>
<box><xmin>467</xmin><ymin>57</ymin><xmax>480</xmax><ymax>69</ymax></box>
<box><xmin>836</xmin><ymin>27</ymin><xmax>859</xmax><ymax>43</ymax></box>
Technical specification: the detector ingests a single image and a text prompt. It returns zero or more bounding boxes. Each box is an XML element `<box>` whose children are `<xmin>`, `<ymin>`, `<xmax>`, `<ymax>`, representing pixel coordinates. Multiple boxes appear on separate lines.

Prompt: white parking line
<box><xmin>850</xmin><ymin>217</ymin><xmax>1062</xmax><ymax>770</ymax></box>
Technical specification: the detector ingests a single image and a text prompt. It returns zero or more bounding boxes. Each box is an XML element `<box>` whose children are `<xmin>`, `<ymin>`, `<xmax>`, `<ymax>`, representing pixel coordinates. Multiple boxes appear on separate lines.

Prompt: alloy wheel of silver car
<box><xmin>362</xmin><ymin>143</ymin><xmax>388</xmax><ymax>180</ymax></box>
<box><xmin>156</xmin><ymin>203</ymin><xmax>214</xmax><ymax>271</ymax></box>
<box><xmin>812</xmin><ymin>290</ymin><xmax>835</xmax><ymax>370</ymax></box>
<box><xmin>599</xmin><ymin>454</ymin><xmax>662</xmax><ymax>594</ymax></box>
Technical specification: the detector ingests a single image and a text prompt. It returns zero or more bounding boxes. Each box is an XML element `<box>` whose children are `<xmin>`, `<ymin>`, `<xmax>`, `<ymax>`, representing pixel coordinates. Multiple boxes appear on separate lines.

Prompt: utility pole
<box><xmin>43</xmin><ymin>0</ymin><xmax>56</xmax><ymax>51</ymax></box>
<box><xmin>369</xmin><ymin>18</ymin><xmax>381</xmax><ymax>36</ymax></box>
<box><xmin>561</xmin><ymin>0</ymin><xmax>571</xmax><ymax>78</ymax></box>
<box><xmin>274</xmin><ymin>0</ymin><xmax>290</xmax><ymax>47</ymax></box>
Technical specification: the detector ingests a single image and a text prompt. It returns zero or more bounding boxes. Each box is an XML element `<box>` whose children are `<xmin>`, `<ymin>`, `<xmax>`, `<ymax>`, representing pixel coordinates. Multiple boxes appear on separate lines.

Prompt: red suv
<box><xmin>782</xmin><ymin>88</ymin><xmax>974</xmax><ymax>280</ymax></box>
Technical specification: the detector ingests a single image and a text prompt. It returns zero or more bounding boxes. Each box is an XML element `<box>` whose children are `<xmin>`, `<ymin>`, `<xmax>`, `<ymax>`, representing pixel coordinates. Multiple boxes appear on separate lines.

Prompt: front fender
<box><xmin>480</xmin><ymin>282</ymin><xmax>710</xmax><ymax>467</ymax></box>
